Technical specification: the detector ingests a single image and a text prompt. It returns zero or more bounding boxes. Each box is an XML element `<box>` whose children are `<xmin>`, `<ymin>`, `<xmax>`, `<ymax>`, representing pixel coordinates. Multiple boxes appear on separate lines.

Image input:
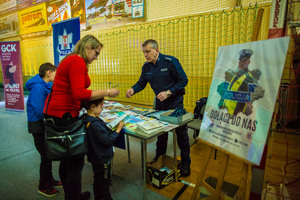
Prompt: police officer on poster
<box><xmin>126</xmin><ymin>39</ymin><xmax>191</xmax><ymax>176</ymax></box>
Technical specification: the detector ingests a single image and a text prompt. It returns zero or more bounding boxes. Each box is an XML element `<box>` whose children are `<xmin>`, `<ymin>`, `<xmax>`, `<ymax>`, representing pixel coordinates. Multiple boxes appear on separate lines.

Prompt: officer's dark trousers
<box><xmin>92</xmin><ymin>162</ymin><xmax>112</xmax><ymax>200</ymax></box>
<box><xmin>33</xmin><ymin>133</ymin><xmax>53</xmax><ymax>187</ymax></box>
<box><xmin>156</xmin><ymin>125</ymin><xmax>191</xmax><ymax>166</ymax></box>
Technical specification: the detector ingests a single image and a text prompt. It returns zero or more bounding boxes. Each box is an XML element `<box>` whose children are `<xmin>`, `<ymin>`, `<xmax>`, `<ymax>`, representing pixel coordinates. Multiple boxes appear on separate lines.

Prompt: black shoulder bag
<box><xmin>44</xmin><ymin>88</ymin><xmax>87</xmax><ymax>160</ymax></box>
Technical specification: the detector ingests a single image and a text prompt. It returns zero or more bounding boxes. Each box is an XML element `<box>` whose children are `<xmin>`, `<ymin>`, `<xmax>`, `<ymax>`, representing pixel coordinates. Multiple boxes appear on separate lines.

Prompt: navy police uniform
<box><xmin>132</xmin><ymin>53</ymin><xmax>191</xmax><ymax>166</ymax></box>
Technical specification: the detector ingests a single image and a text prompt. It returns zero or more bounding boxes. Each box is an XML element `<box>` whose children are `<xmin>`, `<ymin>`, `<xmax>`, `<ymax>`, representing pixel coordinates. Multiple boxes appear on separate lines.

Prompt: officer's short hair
<box><xmin>239</xmin><ymin>49</ymin><xmax>253</xmax><ymax>60</ymax></box>
<box><xmin>142</xmin><ymin>39</ymin><xmax>158</xmax><ymax>49</ymax></box>
<box><xmin>39</xmin><ymin>63</ymin><xmax>57</xmax><ymax>78</ymax></box>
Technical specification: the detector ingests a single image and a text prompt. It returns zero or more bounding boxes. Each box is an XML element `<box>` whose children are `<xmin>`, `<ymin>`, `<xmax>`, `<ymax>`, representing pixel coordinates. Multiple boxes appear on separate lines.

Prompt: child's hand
<box><xmin>116</xmin><ymin>121</ymin><xmax>125</xmax><ymax>133</ymax></box>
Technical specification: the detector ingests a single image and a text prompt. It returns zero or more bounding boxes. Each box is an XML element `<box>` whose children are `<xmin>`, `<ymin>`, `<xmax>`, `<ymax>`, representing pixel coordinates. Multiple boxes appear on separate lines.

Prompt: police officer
<box><xmin>224</xmin><ymin>49</ymin><xmax>255</xmax><ymax>115</ymax></box>
<box><xmin>126</xmin><ymin>39</ymin><xmax>191</xmax><ymax>176</ymax></box>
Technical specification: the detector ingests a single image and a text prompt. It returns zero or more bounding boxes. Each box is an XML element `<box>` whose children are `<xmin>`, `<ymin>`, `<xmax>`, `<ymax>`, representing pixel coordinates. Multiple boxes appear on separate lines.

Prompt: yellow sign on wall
<box><xmin>18</xmin><ymin>3</ymin><xmax>48</xmax><ymax>35</ymax></box>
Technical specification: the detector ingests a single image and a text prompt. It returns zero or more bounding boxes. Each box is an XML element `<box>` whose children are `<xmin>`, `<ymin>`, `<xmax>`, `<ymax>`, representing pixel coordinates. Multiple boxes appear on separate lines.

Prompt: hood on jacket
<box><xmin>25</xmin><ymin>74</ymin><xmax>52</xmax><ymax>91</ymax></box>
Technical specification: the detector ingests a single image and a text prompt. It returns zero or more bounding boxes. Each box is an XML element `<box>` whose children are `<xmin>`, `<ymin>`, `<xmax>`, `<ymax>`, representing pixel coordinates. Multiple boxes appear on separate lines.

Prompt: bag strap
<box><xmin>44</xmin><ymin>86</ymin><xmax>53</xmax><ymax>117</ymax></box>
<box><xmin>85</xmin><ymin>118</ymin><xmax>99</xmax><ymax>129</ymax></box>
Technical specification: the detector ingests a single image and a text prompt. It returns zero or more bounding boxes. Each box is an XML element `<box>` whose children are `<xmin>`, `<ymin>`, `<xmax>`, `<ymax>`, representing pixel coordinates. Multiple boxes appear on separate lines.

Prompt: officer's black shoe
<box><xmin>181</xmin><ymin>164</ymin><xmax>191</xmax><ymax>177</ymax></box>
<box><xmin>150</xmin><ymin>155</ymin><xmax>164</xmax><ymax>164</ymax></box>
<box><xmin>80</xmin><ymin>191</ymin><xmax>90</xmax><ymax>200</ymax></box>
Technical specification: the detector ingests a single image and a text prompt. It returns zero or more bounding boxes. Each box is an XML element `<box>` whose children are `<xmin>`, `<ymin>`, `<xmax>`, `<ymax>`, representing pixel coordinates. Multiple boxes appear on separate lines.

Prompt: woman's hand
<box><xmin>107</xmin><ymin>88</ymin><xmax>120</xmax><ymax>97</ymax></box>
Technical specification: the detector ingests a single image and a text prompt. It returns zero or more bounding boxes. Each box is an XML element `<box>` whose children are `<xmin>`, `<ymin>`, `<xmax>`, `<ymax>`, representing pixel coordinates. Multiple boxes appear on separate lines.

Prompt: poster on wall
<box><xmin>18</xmin><ymin>3</ymin><xmax>49</xmax><ymax>35</ymax></box>
<box><xmin>17</xmin><ymin>0</ymin><xmax>49</xmax><ymax>11</ymax></box>
<box><xmin>0</xmin><ymin>0</ymin><xmax>17</xmax><ymax>16</ymax></box>
<box><xmin>46</xmin><ymin>0</ymin><xmax>72</xmax><ymax>29</ymax></box>
<box><xmin>132</xmin><ymin>0</ymin><xmax>144</xmax><ymax>18</ymax></box>
<box><xmin>85</xmin><ymin>0</ymin><xmax>140</xmax><ymax>28</ymax></box>
<box><xmin>0</xmin><ymin>41</ymin><xmax>24</xmax><ymax>111</ymax></box>
<box><xmin>70</xmin><ymin>0</ymin><xmax>86</xmax><ymax>25</ymax></box>
<box><xmin>199</xmin><ymin>37</ymin><xmax>290</xmax><ymax>165</ymax></box>
<box><xmin>52</xmin><ymin>17</ymin><xmax>80</xmax><ymax>66</ymax></box>
<box><xmin>0</xmin><ymin>13</ymin><xmax>20</xmax><ymax>39</ymax></box>
<box><xmin>269</xmin><ymin>0</ymin><xmax>287</xmax><ymax>38</ymax></box>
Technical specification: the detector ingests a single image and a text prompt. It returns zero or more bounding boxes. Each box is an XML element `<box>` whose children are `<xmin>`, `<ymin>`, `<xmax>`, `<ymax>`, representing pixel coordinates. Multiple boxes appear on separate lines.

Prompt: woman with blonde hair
<box><xmin>44</xmin><ymin>35</ymin><xmax>119</xmax><ymax>200</ymax></box>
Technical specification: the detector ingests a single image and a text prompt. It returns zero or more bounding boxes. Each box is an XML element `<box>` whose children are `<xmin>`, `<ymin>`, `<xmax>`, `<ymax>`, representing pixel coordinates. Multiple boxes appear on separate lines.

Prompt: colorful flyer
<box><xmin>46</xmin><ymin>0</ymin><xmax>71</xmax><ymax>27</ymax></box>
<box><xmin>0</xmin><ymin>0</ymin><xmax>17</xmax><ymax>16</ymax></box>
<box><xmin>17</xmin><ymin>0</ymin><xmax>49</xmax><ymax>11</ymax></box>
<box><xmin>0</xmin><ymin>13</ymin><xmax>20</xmax><ymax>39</ymax></box>
<box><xmin>85</xmin><ymin>0</ymin><xmax>134</xmax><ymax>27</ymax></box>
<box><xmin>132</xmin><ymin>0</ymin><xmax>143</xmax><ymax>18</ymax></box>
<box><xmin>0</xmin><ymin>41</ymin><xmax>24</xmax><ymax>111</ymax></box>
<box><xmin>52</xmin><ymin>17</ymin><xmax>80</xmax><ymax>66</ymax></box>
<box><xmin>70</xmin><ymin>0</ymin><xmax>86</xmax><ymax>24</ymax></box>
<box><xmin>199</xmin><ymin>37</ymin><xmax>290</xmax><ymax>165</ymax></box>
<box><xmin>18</xmin><ymin>3</ymin><xmax>48</xmax><ymax>35</ymax></box>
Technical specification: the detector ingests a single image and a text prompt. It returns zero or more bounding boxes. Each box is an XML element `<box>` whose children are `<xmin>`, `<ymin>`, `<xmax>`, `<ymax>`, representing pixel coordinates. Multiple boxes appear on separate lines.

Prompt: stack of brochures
<box><xmin>136</xmin><ymin>120</ymin><xmax>165</xmax><ymax>135</ymax></box>
<box><xmin>123</xmin><ymin>115</ymin><xmax>144</xmax><ymax>133</ymax></box>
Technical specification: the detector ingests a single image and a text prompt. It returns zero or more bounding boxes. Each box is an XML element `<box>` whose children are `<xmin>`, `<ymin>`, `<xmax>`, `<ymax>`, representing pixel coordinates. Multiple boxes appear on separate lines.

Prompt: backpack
<box><xmin>193</xmin><ymin>97</ymin><xmax>207</xmax><ymax>120</ymax></box>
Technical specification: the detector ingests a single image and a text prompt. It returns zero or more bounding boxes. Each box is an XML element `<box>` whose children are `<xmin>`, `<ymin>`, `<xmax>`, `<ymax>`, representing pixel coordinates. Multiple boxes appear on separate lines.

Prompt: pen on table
<box><xmin>112</xmin><ymin>83</ymin><xmax>121</xmax><ymax>88</ymax></box>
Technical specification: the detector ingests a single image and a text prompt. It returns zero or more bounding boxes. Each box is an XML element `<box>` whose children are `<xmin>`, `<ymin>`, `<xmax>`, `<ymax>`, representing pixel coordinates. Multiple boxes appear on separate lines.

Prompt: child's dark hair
<box><xmin>82</xmin><ymin>98</ymin><xmax>104</xmax><ymax>110</ymax></box>
<box><xmin>39</xmin><ymin>62</ymin><xmax>57</xmax><ymax>78</ymax></box>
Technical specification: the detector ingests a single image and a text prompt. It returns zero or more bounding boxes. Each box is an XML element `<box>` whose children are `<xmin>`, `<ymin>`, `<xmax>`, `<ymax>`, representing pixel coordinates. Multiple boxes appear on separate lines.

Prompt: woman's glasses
<box><xmin>94</xmin><ymin>49</ymin><xmax>100</xmax><ymax>57</ymax></box>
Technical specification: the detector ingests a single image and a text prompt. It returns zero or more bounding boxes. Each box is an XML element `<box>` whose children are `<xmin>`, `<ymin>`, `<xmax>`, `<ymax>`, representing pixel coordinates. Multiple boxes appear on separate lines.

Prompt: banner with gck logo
<box><xmin>52</xmin><ymin>17</ymin><xmax>80</xmax><ymax>66</ymax></box>
<box><xmin>0</xmin><ymin>41</ymin><xmax>24</xmax><ymax>111</ymax></box>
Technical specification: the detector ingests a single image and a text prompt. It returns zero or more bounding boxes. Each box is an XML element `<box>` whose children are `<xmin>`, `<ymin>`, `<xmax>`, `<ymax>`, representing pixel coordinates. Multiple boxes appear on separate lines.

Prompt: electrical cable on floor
<box><xmin>0</xmin><ymin>148</ymin><xmax>35</xmax><ymax>162</ymax></box>
<box><xmin>172</xmin><ymin>183</ymin><xmax>188</xmax><ymax>200</ymax></box>
<box><xmin>172</xmin><ymin>179</ymin><xmax>196</xmax><ymax>200</ymax></box>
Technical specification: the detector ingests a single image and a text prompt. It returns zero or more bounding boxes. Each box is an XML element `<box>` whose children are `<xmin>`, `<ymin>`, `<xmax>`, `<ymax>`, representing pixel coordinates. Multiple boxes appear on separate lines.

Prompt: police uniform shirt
<box><xmin>132</xmin><ymin>53</ymin><xmax>188</xmax><ymax>110</ymax></box>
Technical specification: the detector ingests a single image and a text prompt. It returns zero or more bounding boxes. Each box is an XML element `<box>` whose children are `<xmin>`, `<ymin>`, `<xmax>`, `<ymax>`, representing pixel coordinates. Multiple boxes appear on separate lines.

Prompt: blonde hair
<box><xmin>61</xmin><ymin>35</ymin><xmax>103</xmax><ymax>65</ymax></box>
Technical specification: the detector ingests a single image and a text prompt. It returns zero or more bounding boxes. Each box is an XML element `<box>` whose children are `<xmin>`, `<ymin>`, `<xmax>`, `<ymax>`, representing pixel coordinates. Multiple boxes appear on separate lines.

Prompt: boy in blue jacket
<box><xmin>26</xmin><ymin>62</ymin><xmax>62</xmax><ymax>197</ymax></box>
<box><xmin>82</xmin><ymin>98</ymin><xmax>124</xmax><ymax>200</ymax></box>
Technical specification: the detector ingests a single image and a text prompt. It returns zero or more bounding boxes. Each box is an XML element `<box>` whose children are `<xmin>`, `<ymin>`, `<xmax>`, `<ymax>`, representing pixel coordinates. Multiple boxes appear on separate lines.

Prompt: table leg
<box><xmin>126</xmin><ymin>134</ymin><xmax>131</xmax><ymax>163</ymax></box>
<box><xmin>172</xmin><ymin>130</ymin><xmax>178</xmax><ymax>181</ymax></box>
<box><xmin>141</xmin><ymin>139</ymin><xmax>147</xmax><ymax>199</ymax></box>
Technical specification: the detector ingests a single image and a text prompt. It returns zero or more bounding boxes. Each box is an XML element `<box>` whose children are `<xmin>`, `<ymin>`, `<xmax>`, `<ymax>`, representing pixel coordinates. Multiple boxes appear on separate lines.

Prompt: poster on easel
<box><xmin>199</xmin><ymin>37</ymin><xmax>290</xmax><ymax>165</ymax></box>
<box><xmin>52</xmin><ymin>17</ymin><xmax>80</xmax><ymax>66</ymax></box>
<box><xmin>0</xmin><ymin>41</ymin><xmax>24</xmax><ymax>111</ymax></box>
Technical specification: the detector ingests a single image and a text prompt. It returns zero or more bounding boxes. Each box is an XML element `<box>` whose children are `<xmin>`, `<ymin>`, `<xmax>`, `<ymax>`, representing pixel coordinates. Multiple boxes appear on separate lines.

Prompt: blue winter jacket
<box><xmin>26</xmin><ymin>74</ymin><xmax>52</xmax><ymax>133</ymax></box>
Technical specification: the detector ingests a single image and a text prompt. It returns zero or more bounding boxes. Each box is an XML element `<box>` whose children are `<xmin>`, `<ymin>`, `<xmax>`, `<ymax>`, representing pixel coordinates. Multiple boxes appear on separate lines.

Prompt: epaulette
<box><xmin>164</xmin><ymin>57</ymin><xmax>172</xmax><ymax>61</ymax></box>
<box><xmin>142</xmin><ymin>61</ymin><xmax>149</xmax><ymax>66</ymax></box>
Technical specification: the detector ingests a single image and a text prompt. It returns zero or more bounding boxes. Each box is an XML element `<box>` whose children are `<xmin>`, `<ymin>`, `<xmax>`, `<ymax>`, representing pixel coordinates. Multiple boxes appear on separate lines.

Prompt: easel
<box><xmin>191</xmin><ymin>8</ymin><xmax>264</xmax><ymax>200</ymax></box>
<box><xmin>191</xmin><ymin>139</ymin><xmax>253</xmax><ymax>200</ymax></box>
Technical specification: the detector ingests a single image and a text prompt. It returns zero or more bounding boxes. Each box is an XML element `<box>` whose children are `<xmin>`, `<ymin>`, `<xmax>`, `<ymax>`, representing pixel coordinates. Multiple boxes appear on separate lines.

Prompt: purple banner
<box><xmin>0</xmin><ymin>41</ymin><xmax>24</xmax><ymax>111</ymax></box>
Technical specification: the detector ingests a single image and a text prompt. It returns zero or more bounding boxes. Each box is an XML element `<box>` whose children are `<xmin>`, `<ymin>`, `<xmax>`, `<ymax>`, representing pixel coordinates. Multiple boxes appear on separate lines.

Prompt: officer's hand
<box><xmin>107</xmin><ymin>88</ymin><xmax>120</xmax><ymax>97</ymax></box>
<box><xmin>126</xmin><ymin>88</ymin><xmax>134</xmax><ymax>98</ymax></box>
<box><xmin>157</xmin><ymin>91</ymin><xmax>168</xmax><ymax>102</ymax></box>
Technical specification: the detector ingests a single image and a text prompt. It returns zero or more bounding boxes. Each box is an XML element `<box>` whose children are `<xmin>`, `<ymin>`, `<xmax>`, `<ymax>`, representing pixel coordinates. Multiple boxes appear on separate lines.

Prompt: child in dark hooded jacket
<box><xmin>82</xmin><ymin>98</ymin><xmax>124</xmax><ymax>200</ymax></box>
